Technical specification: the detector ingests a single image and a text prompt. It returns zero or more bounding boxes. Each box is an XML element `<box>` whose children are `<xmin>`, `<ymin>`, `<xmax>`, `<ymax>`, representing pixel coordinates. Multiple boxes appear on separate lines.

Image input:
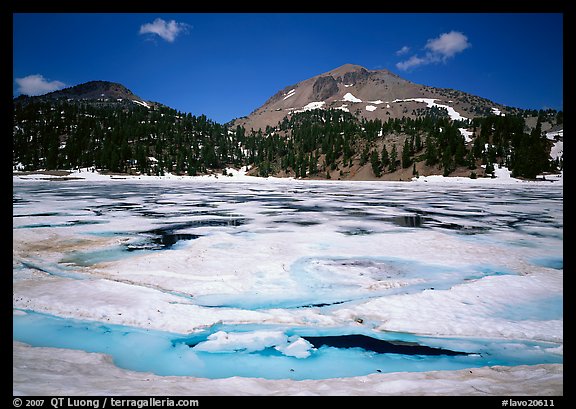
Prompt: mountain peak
<box><xmin>43</xmin><ymin>80</ymin><xmax>142</xmax><ymax>101</ymax></box>
<box><xmin>13</xmin><ymin>80</ymin><xmax>165</xmax><ymax>110</ymax></box>
<box><xmin>233</xmin><ymin>63</ymin><xmax>508</xmax><ymax>131</ymax></box>
<box><xmin>325</xmin><ymin>64</ymin><xmax>401</xmax><ymax>79</ymax></box>
<box><xmin>327</xmin><ymin>63</ymin><xmax>368</xmax><ymax>75</ymax></box>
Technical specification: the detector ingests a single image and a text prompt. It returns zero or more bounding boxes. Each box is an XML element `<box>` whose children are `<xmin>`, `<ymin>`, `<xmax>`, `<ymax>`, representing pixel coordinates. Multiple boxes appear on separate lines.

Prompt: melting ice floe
<box><xmin>190</xmin><ymin>330</ymin><xmax>314</xmax><ymax>358</ymax></box>
<box><xmin>13</xmin><ymin>310</ymin><xmax>562</xmax><ymax>380</ymax></box>
<box><xmin>13</xmin><ymin>179</ymin><xmax>563</xmax><ymax>381</ymax></box>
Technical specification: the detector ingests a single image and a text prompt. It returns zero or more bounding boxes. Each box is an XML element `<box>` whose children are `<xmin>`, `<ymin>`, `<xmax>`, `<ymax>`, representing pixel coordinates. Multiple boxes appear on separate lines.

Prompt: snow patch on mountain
<box><xmin>491</xmin><ymin>107</ymin><xmax>505</xmax><ymax>116</ymax></box>
<box><xmin>393</xmin><ymin>98</ymin><xmax>468</xmax><ymax>122</ymax></box>
<box><xmin>546</xmin><ymin>128</ymin><xmax>563</xmax><ymax>161</ymax></box>
<box><xmin>459</xmin><ymin>128</ymin><xmax>474</xmax><ymax>143</ymax></box>
<box><xmin>546</xmin><ymin>129</ymin><xmax>563</xmax><ymax>140</ymax></box>
<box><xmin>283</xmin><ymin>89</ymin><xmax>296</xmax><ymax>100</ymax></box>
<box><xmin>343</xmin><ymin>93</ymin><xmax>362</xmax><ymax>103</ymax></box>
<box><xmin>550</xmin><ymin>141</ymin><xmax>563</xmax><ymax>161</ymax></box>
<box><xmin>292</xmin><ymin>101</ymin><xmax>326</xmax><ymax>113</ymax></box>
<box><xmin>132</xmin><ymin>100</ymin><xmax>150</xmax><ymax>109</ymax></box>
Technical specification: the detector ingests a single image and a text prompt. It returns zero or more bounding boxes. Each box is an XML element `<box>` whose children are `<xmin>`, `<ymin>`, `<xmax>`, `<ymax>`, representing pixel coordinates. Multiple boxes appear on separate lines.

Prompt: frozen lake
<box><xmin>13</xmin><ymin>177</ymin><xmax>563</xmax><ymax>383</ymax></box>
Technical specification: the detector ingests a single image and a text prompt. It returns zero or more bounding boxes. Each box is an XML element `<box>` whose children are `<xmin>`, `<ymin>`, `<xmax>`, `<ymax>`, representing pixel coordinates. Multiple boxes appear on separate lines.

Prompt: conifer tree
<box><xmin>381</xmin><ymin>144</ymin><xmax>390</xmax><ymax>169</ymax></box>
<box><xmin>402</xmin><ymin>137</ymin><xmax>412</xmax><ymax>168</ymax></box>
<box><xmin>389</xmin><ymin>144</ymin><xmax>398</xmax><ymax>172</ymax></box>
<box><xmin>370</xmin><ymin>150</ymin><xmax>381</xmax><ymax>177</ymax></box>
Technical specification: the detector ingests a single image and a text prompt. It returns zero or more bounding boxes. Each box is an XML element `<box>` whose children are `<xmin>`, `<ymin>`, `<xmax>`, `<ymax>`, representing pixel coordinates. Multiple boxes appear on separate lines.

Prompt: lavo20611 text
<box><xmin>502</xmin><ymin>400</ymin><xmax>554</xmax><ymax>407</ymax></box>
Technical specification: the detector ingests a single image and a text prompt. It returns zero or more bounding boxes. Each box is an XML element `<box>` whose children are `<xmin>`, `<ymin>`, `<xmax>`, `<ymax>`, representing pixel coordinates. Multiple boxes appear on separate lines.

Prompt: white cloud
<box><xmin>425</xmin><ymin>31</ymin><xmax>470</xmax><ymax>60</ymax></box>
<box><xmin>396</xmin><ymin>31</ymin><xmax>471</xmax><ymax>71</ymax></box>
<box><xmin>139</xmin><ymin>18</ymin><xmax>190</xmax><ymax>43</ymax></box>
<box><xmin>15</xmin><ymin>74</ymin><xmax>66</xmax><ymax>96</ymax></box>
<box><xmin>396</xmin><ymin>46</ymin><xmax>411</xmax><ymax>56</ymax></box>
<box><xmin>396</xmin><ymin>55</ymin><xmax>427</xmax><ymax>71</ymax></box>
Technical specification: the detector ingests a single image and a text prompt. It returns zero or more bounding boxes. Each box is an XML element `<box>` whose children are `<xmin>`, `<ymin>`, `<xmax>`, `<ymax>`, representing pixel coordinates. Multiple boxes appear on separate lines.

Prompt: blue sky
<box><xmin>13</xmin><ymin>13</ymin><xmax>563</xmax><ymax>123</ymax></box>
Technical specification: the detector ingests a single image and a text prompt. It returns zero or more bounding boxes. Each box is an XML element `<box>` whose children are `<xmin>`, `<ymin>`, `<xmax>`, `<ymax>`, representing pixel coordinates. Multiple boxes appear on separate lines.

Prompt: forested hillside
<box><xmin>13</xmin><ymin>96</ymin><xmax>562</xmax><ymax>180</ymax></box>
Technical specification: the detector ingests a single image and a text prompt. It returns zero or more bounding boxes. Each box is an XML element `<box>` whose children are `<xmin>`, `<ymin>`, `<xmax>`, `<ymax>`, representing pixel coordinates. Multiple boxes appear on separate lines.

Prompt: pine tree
<box><xmin>414</xmin><ymin>133</ymin><xmax>422</xmax><ymax>152</ymax></box>
<box><xmin>370</xmin><ymin>150</ymin><xmax>381</xmax><ymax>177</ymax></box>
<box><xmin>389</xmin><ymin>144</ymin><xmax>398</xmax><ymax>172</ymax></box>
<box><xmin>425</xmin><ymin>135</ymin><xmax>437</xmax><ymax>166</ymax></box>
<box><xmin>441</xmin><ymin>143</ymin><xmax>454</xmax><ymax>176</ymax></box>
<box><xmin>485</xmin><ymin>161</ymin><xmax>495</xmax><ymax>177</ymax></box>
<box><xmin>308</xmin><ymin>152</ymin><xmax>317</xmax><ymax>176</ymax></box>
<box><xmin>381</xmin><ymin>144</ymin><xmax>390</xmax><ymax>169</ymax></box>
<box><xmin>466</xmin><ymin>149</ymin><xmax>476</xmax><ymax>170</ymax></box>
<box><xmin>401</xmin><ymin>137</ymin><xmax>412</xmax><ymax>168</ymax></box>
<box><xmin>360</xmin><ymin>144</ymin><xmax>370</xmax><ymax>166</ymax></box>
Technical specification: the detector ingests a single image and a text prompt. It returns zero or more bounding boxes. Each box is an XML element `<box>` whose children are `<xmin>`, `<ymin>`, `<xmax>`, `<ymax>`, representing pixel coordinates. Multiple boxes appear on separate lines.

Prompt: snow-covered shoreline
<box><xmin>12</xmin><ymin>165</ymin><xmax>564</xmax><ymax>185</ymax></box>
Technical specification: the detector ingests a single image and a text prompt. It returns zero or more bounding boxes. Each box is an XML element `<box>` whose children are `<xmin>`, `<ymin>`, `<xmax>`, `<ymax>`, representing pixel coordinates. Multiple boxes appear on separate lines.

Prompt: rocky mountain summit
<box><xmin>233</xmin><ymin>63</ymin><xmax>512</xmax><ymax>131</ymax></box>
<box><xmin>14</xmin><ymin>80</ymin><xmax>162</xmax><ymax>110</ymax></box>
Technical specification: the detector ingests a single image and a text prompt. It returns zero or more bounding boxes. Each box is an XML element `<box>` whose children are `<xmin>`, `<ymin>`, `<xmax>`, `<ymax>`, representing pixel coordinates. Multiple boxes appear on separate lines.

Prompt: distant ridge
<box><xmin>14</xmin><ymin>80</ymin><xmax>162</xmax><ymax>109</ymax></box>
<box><xmin>44</xmin><ymin>80</ymin><xmax>141</xmax><ymax>100</ymax></box>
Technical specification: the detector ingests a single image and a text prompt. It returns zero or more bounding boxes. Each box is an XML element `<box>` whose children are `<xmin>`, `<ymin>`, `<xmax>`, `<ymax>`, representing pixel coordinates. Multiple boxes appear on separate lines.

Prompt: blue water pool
<box><xmin>13</xmin><ymin>310</ymin><xmax>562</xmax><ymax>380</ymax></box>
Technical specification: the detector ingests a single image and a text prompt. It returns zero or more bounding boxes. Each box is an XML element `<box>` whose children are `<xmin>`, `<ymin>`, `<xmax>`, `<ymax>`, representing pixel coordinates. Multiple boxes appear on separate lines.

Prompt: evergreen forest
<box><xmin>13</xmin><ymin>98</ymin><xmax>562</xmax><ymax>180</ymax></box>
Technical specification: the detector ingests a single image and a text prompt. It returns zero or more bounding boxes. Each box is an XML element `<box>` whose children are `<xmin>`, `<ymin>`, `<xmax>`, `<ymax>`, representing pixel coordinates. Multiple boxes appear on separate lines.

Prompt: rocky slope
<box><xmin>233</xmin><ymin>63</ymin><xmax>511</xmax><ymax>131</ymax></box>
<box><xmin>13</xmin><ymin>80</ymin><xmax>163</xmax><ymax>110</ymax></box>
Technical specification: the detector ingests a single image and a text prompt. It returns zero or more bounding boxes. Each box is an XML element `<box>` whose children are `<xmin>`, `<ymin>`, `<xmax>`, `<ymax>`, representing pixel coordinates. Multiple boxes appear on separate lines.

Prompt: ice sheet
<box><xmin>13</xmin><ymin>176</ymin><xmax>563</xmax><ymax>392</ymax></box>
